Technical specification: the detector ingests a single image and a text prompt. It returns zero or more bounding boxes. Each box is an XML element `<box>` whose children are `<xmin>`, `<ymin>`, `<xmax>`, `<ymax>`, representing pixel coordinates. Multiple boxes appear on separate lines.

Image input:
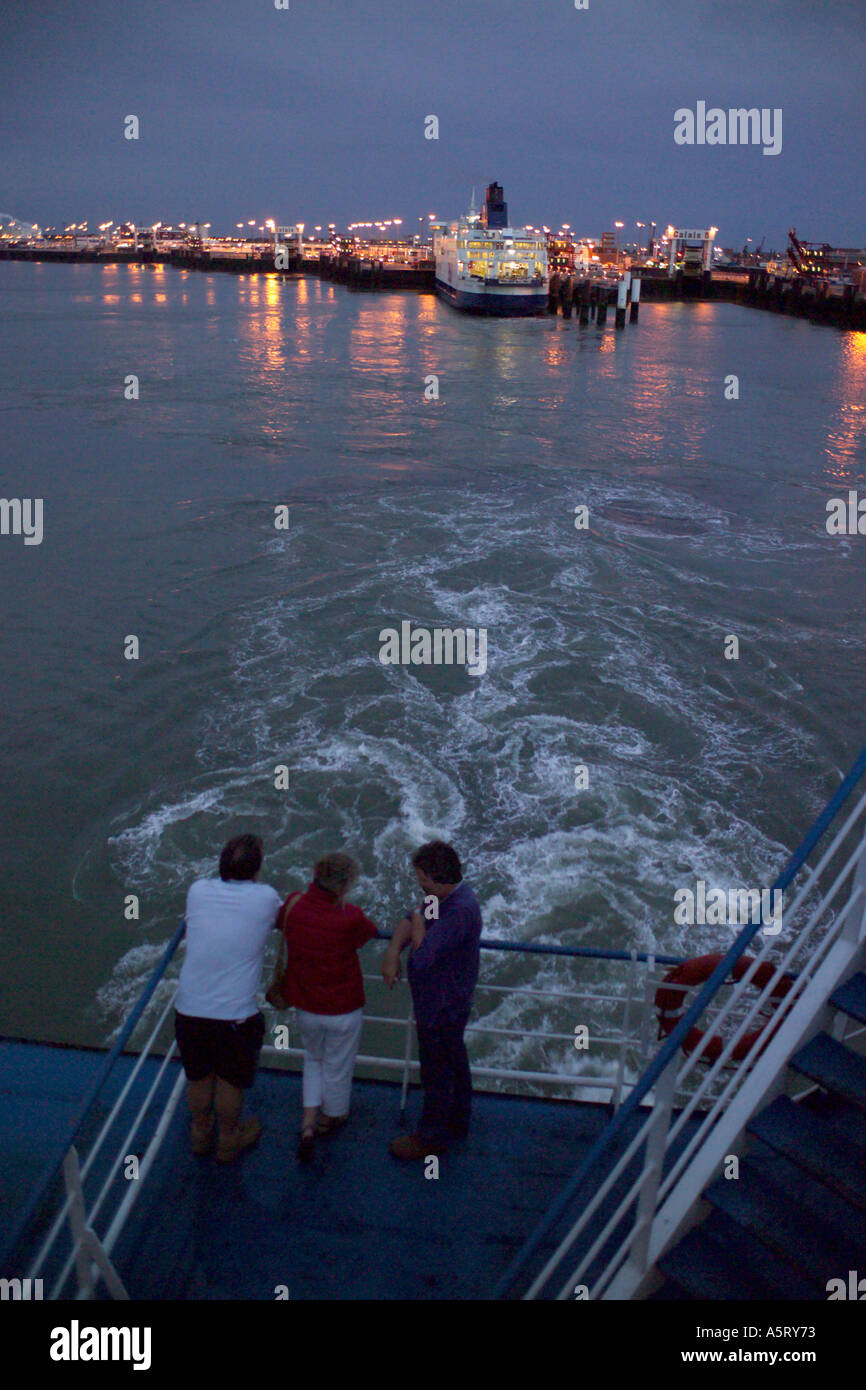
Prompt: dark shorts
<box><xmin>174</xmin><ymin>1010</ymin><xmax>266</xmax><ymax>1089</ymax></box>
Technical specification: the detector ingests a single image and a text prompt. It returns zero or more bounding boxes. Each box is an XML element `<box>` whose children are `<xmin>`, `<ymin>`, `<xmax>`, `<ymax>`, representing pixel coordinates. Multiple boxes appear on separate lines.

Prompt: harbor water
<box><xmin>1</xmin><ymin>260</ymin><xmax>865</xmax><ymax>1068</ymax></box>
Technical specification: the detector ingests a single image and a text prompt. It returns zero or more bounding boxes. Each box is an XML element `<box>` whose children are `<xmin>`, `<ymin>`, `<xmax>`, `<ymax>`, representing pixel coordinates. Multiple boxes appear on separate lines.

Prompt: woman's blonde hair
<box><xmin>313</xmin><ymin>851</ymin><xmax>359</xmax><ymax>897</ymax></box>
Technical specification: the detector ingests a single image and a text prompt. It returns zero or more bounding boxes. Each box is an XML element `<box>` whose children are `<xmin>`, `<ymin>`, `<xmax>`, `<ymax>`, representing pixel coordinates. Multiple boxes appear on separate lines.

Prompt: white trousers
<box><xmin>297</xmin><ymin>1007</ymin><xmax>364</xmax><ymax>1116</ymax></box>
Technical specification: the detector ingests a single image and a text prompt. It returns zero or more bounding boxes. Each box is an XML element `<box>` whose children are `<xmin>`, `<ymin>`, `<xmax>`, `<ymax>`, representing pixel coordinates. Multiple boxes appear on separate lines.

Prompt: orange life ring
<box><xmin>655</xmin><ymin>952</ymin><xmax>793</xmax><ymax>1064</ymax></box>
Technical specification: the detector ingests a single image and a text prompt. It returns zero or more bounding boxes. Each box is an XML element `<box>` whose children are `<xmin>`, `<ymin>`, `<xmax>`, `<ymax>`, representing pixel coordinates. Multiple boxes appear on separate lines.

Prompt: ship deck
<box><xmin>0</xmin><ymin>1038</ymin><xmax>700</xmax><ymax>1300</ymax></box>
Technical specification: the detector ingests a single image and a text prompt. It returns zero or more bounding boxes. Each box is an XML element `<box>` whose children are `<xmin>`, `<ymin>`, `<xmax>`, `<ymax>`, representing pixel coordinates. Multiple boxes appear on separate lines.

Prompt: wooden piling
<box><xmin>560</xmin><ymin>274</ymin><xmax>573</xmax><ymax>318</ymax></box>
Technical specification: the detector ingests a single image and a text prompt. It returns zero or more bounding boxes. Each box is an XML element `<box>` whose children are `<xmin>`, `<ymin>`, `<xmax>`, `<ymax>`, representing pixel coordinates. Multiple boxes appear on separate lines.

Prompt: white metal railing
<box><xmin>496</xmin><ymin>755</ymin><xmax>866</xmax><ymax>1301</ymax></box>
<box><xmin>8</xmin><ymin>928</ymin><xmax>681</xmax><ymax>1300</ymax></box>
<box><xmin>260</xmin><ymin>948</ymin><xmax>667</xmax><ymax>1113</ymax></box>
<box><xmin>15</xmin><ymin>752</ymin><xmax>866</xmax><ymax>1303</ymax></box>
<box><xmin>25</xmin><ymin>984</ymin><xmax>185</xmax><ymax>1300</ymax></box>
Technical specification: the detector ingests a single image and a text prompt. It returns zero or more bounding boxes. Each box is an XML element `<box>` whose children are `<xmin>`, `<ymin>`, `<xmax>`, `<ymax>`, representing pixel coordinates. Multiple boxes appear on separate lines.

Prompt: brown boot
<box><xmin>389</xmin><ymin>1133</ymin><xmax>443</xmax><ymax>1161</ymax></box>
<box><xmin>216</xmin><ymin>1116</ymin><xmax>262</xmax><ymax>1164</ymax></box>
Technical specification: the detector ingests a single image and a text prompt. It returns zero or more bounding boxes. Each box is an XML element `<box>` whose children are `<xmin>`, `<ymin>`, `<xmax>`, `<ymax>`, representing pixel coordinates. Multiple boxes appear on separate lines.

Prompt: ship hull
<box><xmin>435</xmin><ymin>278</ymin><xmax>547</xmax><ymax>316</ymax></box>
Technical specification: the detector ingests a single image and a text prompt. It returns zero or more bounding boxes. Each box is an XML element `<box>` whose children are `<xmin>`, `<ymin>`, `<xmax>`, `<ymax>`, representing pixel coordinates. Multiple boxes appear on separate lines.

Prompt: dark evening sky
<box><xmin>1</xmin><ymin>0</ymin><xmax>864</xmax><ymax>250</ymax></box>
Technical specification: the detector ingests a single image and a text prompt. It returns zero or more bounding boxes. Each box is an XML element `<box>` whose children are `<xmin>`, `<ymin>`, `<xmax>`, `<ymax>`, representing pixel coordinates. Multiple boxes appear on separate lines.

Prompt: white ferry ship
<box><xmin>433</xmin><ymin>183</ymin><xmax>547</xmax><ymax>316</ymax></box>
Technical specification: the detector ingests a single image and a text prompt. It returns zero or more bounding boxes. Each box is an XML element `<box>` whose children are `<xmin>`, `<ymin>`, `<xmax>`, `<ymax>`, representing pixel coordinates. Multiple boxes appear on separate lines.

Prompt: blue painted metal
<box><xmin>0</xmin><ymin>1039</ymin><xmax>677</xmax><ymax>1299</ymax></box>
<box><xmin>376</xmin><ymin>930</ymin><xmax>685</xmax><ymax>967</ymax></box>
<box><xmin>434</xmin><ymin>279</ymin><xmax>547</xmax><ymax>315</ymax></box>
<box><xmin>790</xmin><ymin>1032</ymin><xmax>866</xmax><ymax>1109</ymax></box>
<box><xmin>0</xmin><ymin>925</ymin><xmax>680</xmax><ymax>1280</ymax></box>
<box><xmin>704</xmin><ymin>1154</ymin><xmax>866</xmax><ymax>1275</ymax></box>
<box><xmin>657</xmin><ymin>979</ymin><xmax>866</xmax><ymax>1300</ymax></box>
<box><xmin>0</xmin><ymin>922</ymin><xmax>185</xmax><ymax>1274</ymax></box>
<box><xmin>493</xmin><ymin>744</ymin><xmax>866</xmax><ymax>1298</ymax></box>
<box><xmin>830</xmin><ymin>971</ymin><xmax>866</xmax><ymax>1025</ymax></box>
<box><xmin>656</xmin><ymin>1210</ymin><xmax>820</xmax><ymax>1300</ymax></box>
<box><xmin>748</xmin><ymin>1095</ymin><xmax>866</xmax><ymax>1209</ymax></box>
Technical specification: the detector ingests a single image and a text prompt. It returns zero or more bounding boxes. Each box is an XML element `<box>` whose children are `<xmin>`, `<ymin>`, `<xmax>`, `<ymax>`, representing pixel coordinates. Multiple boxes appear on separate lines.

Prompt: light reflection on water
<box><xmin>0</xmin><ymin>261</ymin><xmax>865</xmax><ymax>1046</ymax></box>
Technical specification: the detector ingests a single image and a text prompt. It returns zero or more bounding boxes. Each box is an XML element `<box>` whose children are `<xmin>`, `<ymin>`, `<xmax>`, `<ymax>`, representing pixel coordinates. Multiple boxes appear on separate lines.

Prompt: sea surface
<box><xmin>1</xmin><ymin>260</ymin><xmax>865</xmax><ymax>1074</ymax></box>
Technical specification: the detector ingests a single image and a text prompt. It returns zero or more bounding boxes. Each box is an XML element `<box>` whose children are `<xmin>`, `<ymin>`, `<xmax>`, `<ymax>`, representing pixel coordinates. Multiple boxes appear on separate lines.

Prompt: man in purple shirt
<box><xmin>382</xmin><ymin>841</ymin><xmax>482</xmax><ymax>1160</ymax></box>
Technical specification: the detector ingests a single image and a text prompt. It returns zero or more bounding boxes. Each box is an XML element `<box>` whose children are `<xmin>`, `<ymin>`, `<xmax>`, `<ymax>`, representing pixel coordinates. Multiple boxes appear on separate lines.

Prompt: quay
<box><xmin>313</xmin><ymin>246</ymin><xmax>434</xmax><ymax>291</ymax></box>
<box><xmin>543</xmin><ymin>266</ymin><xmax>866</xmax><ymax>332</ymax></box>
<box><xmin>1</xmin><ymin>221</ymin><xmax>864</xmax><ymax>329</ymax></box>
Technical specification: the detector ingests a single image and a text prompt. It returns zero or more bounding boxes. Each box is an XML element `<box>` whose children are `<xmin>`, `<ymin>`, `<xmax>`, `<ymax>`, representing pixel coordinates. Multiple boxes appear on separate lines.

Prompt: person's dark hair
<box><xmin>411</xmin><ymin>840</ymin><xmax>463</xmax><ymax>885</ymax></box>
<box><xmin>219</xmin><ymin>833</ymin><xmax>263</xmax><ymax>882</ymax></box>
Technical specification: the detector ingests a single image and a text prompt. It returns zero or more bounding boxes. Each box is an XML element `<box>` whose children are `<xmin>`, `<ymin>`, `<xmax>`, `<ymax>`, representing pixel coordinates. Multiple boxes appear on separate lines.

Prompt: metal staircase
<box><xmin>655</xmin><ymin>973</ymin><xmax>866</xmax><ymax>1299</ymax></box>
<box><xmin>494</xmin><ymin>746</ymin><xmax>866</xmax><ymax>1301</ymax></box>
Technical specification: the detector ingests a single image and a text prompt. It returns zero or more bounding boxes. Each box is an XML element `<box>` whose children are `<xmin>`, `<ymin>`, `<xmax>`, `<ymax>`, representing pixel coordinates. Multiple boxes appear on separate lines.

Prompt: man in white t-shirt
<box><xmin>175</xmin><ymin>834</ymin><xmax>282</xmax><ymax>1163</ymax></box>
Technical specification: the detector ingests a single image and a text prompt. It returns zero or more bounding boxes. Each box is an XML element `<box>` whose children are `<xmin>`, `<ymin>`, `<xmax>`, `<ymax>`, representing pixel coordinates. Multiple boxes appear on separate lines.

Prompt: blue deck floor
<box><xmin>1</xmin><ymin>1040</ymin><xmax>685</xmax><ymax>1299</ymax></box>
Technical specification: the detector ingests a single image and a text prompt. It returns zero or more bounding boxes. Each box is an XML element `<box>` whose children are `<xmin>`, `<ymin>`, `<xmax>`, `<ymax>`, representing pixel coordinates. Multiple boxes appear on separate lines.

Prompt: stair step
<box><xmin>657</xmin><ymin>1211</ymin><xmax>818</xmax><ymax>1300</ymax></box>
<box><xmin>798</xmin><ymin>1087</ymin><xmax>866</xmax><ymax>1146</ymax></box>
<box><xmin>790</xmin><ymin>1032</ymin><xmax>866</xmax><ymax>1111</ymax></box>
<box><xmin>657</xmin><ymin>1225</ymin><xmax>778</xmax><ymax>1300</ymax></box>
<box><xmin>703</xmin><ymin>1210</ymin><xmax>822</xmax><ymax>1298</ymax></box>
<box><xmin>647</xmin><ymin>1277</ymin><xmax>691</xmax><ymax>1300</ymax></box>
<box><xmin>745</xmin><ymin>1150</ymin><xmax>866</xmax><ymax>1245</ymax></box>
<box><xmin>706</xmin><ymin>1157</ymin><xmax>866</xmax><ymax>1281</ymax></box>
<box><xmin>830</xmin><ymin>973</ymin><xmax>866</xmax><ymax>1025</ymax></box>
<box><xmin>748</xmin><ymin>1096</ymin><xmax>866</xmax><ymax>1210</ymax></box>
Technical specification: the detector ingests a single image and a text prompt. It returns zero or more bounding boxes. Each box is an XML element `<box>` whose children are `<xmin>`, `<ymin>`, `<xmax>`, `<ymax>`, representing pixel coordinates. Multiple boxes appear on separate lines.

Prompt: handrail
<box><xmin>0</xmin><ymin>921</ymin><xmax>185</xmax><ymax>1275</ymax></box>
<box><xmin>2</xmin><ymin>919</ymin><xmax>678</xmax><ymax>1279</ymax></box>
<box><xmin>492</xmin><ymin>744</ymin><xmax>866</xmax><ymax>1298</ymax></box>
<box><xmin>376</xmin><ymin>931</ymin><xmax>684</xmax><ymax>967</ymax></box>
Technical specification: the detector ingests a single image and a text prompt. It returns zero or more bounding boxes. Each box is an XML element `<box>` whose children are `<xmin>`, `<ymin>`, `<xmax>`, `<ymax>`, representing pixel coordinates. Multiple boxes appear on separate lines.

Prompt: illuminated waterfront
<box><xmin>1</xmin><ymin>259</ymin><xmax>864</xmax><ymax>1051</ymax></box>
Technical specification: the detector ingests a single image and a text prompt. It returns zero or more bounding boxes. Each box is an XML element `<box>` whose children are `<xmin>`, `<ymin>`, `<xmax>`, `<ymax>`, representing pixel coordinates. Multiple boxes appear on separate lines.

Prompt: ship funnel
<box><xmin>481</xmin><ymin>183</ymin><xmax>508</xmax><ymax>230</ymax></box>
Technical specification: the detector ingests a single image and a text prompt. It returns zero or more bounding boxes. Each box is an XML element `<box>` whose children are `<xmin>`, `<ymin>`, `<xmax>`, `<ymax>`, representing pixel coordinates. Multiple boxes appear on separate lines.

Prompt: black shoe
<box><xmin>297</xmin><ymin>1127</ymin><xmax>315</xmax><ymax>1163</ymax></box>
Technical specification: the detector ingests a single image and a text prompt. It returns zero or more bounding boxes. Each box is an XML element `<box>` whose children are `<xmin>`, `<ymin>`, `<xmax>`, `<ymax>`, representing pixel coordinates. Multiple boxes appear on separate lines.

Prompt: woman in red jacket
<box><xmin>277</xmin><ymin>852</ymin><xmax>377</xmax><ymax>1161</ymax></box>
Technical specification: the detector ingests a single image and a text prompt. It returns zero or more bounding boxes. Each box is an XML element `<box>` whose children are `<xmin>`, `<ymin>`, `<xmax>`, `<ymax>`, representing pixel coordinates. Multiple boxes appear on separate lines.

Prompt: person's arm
<box><xmin>348</xmin><ymin>905</ymin><xmax>378</xmax><ymax>950</ymax></box>
<box><xmin>381</xmin><ymin>915</ymin><xmax>415</xmax><ymax>988</ymax></box>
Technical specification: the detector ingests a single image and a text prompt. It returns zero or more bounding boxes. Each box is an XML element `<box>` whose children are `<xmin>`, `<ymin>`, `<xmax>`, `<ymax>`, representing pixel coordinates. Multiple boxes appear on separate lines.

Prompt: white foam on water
<box><xmin>94</xmin><ymin>474</ymin><xmax>838</xmax><ymax>1076</ymax></box>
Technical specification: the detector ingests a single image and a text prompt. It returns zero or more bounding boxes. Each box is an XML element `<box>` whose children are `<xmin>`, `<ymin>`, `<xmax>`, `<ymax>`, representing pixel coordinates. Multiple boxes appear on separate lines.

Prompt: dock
<box><xmin>2</xmin><ymin>227</ymin><xmax>864</xmax><ymax>328</ymax></box>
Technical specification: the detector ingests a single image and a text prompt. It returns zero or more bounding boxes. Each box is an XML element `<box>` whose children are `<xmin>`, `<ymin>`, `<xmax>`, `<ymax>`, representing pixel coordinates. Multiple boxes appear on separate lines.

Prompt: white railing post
<box><xmin>637</xmin><ymin>954</ymin><xmax>657</xmax><ymax>1073</ymax></box>
<box><xmin>624</xmin><ymin>1052</ymin><xmax>679</xmax><ymax>1279</ymax></box>
<box><xmin>841</xmin><ymin>829</ymin><xmax>866</xmax><ymax>944</ymax></box>
<box><xmin>612</xmin><ymin>952</ymin><xmax>638</xmax><ymax>1111</ymax></box>
<box><xmin>62</xmin><ymin>1147</ymin><xmax>129</xmax><ymax>1301</ymax></box>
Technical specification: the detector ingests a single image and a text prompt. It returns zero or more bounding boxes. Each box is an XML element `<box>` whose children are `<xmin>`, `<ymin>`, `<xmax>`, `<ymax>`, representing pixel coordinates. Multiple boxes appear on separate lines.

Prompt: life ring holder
<box><xmin>655</xmin><ymin>952</ymin><xmax>794</xmax><ymax>1064</ymax></box>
